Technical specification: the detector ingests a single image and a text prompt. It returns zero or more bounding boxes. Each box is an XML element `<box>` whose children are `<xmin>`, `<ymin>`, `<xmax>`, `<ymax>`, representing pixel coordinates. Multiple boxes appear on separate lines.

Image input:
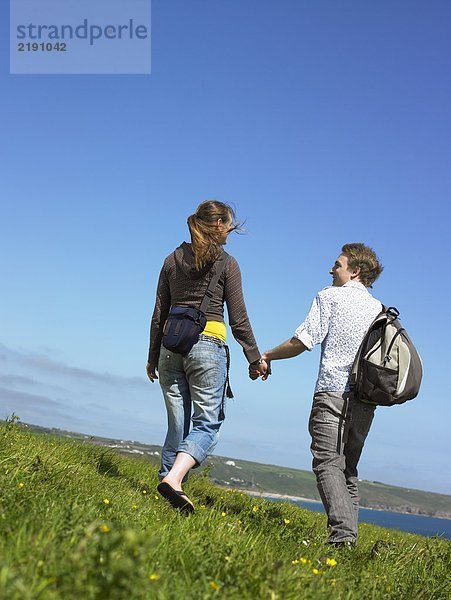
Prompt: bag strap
<box><xmin>349</xmin><ymin>303</ymin><xmax>399</xmax><ymax>391</ymax></box>
<box><xmin>349</xmin><ymin>303</ymin><xmax>385</xmax><ymax>390</ymax></box>
<box><xmin>199</xmin><ymin>250</ymin><xmax>227</xmax><ymax>315</ymax></box>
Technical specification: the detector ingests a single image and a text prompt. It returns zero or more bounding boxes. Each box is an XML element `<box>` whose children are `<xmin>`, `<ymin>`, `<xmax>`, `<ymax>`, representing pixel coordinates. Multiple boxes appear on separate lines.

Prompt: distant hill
<box><xmin>21</xmin><ymin>422</ymin><xmax>451</xmax><ymax>519</ymax></box>
<box><xmin>205</xmin><ymin>455</ymin><xmax>451</xmax><ymax>519</ymax></box>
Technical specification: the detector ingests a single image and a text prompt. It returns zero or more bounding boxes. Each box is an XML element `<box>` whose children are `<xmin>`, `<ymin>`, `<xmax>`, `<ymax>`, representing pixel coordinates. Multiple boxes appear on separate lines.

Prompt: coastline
<box><xmin>242</xmin><ymin>489</ymin><xmax>321</xmax><ymax>504</ymax></box>
<box><xmin>234</xmin><ymin>488</ymin><xmax>451</xmax><ymax>521</ymax></box>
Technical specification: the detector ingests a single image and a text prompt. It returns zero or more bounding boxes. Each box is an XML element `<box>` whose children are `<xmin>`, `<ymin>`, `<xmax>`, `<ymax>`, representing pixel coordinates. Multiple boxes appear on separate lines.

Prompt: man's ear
<box><xmin>351</xmin><ymin>266</ymin><xmax>361</xmax><ymax>280</ymax></box>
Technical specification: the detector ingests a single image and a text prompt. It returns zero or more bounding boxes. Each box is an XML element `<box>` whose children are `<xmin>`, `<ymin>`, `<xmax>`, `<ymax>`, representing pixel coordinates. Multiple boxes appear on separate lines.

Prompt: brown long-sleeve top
<box><xmin>148</xmin><ymin>242</ymin><xmax>261</xmax><ymax>367</ymax></box>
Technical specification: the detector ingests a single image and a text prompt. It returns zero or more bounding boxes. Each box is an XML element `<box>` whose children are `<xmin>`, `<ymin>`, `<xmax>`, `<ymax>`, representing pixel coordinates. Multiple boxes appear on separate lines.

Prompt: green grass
<box><xmin>22</xmin><ymin>423</ymin><xmax>451</xmax><ymax>518</ymax></box>
<box><xmin>0</xmin><ymin>418</ymin><xmax>450</xmax><ymax>599</ymax></box>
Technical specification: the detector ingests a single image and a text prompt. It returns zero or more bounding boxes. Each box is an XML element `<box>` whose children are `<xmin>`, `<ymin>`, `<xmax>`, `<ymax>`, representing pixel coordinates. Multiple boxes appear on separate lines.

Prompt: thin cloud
<box><xmin>0</xmin><ymin>343</ymin><xmax>169</xmax><ymax>448</ymax></box>
<box><xmin>0</xmin><ymin>374</ymin><xmax>40</xmax><ymax>386</ymax></box>
<box><xmin>0</xmin><ymin>374</ymin><xmax>67</xmax><ymax>392</ymax></box>
<box><xmin>0</xmin><ymin>386</ymin><xmax>62</xmax><ymax>409</ymax></box>
<box><xmin>0</xmin><ymin>385</ymin><xmax>85</xmax><ymax>427</ymax></box>
<box><xmin>0</xmin><ymin>343</ymin><xmax>149</xmax><ymax>389</ymax></box>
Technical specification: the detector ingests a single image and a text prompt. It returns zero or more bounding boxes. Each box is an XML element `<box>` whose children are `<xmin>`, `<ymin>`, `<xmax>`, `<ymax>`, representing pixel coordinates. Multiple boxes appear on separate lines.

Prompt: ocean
<box><xmin>286</xmin><ymin>498</ymin><xmax>451</xmax><ymax>540</ymax></box>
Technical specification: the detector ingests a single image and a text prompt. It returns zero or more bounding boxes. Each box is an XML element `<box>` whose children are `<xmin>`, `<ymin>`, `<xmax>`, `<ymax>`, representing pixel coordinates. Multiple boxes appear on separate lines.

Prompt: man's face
<box><xmin>330</xmin><ymin>254</ymin><xmax>354</xmax><ymax>287</ymax></box>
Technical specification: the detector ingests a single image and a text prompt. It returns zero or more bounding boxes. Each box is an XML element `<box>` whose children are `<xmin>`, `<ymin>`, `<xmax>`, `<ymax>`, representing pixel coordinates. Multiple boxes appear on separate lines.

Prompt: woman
<box><xmin>146</xmin><ymin>200</ymin><xmax>266</xmax><ymax>513</ymax></box>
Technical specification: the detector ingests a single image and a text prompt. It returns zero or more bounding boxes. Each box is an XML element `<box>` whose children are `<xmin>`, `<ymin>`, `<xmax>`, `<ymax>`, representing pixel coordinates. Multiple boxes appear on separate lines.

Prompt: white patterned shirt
<box><xmin>294</xmin><ymin>281</ymin><xmax>382</xmax><ymax>393</ymax></box>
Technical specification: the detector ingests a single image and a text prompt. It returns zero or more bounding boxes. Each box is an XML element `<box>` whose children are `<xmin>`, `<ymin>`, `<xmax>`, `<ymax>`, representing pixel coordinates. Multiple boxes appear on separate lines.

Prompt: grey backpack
<box><xmin>349</xmin><ymin>306</ymin><xmax>423</xmax><ymax>406</ymax></box>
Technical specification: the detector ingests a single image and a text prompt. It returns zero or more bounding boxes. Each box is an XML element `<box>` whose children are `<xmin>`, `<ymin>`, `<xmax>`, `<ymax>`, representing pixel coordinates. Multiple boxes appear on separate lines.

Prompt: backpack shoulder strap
<box><xmin>199</xmin><ymin>250</ymin><xmax>227</xmax><ymax>314</ymax></box>
<box><xmin>349</xmin><ymin>305</ymin><xmax>390</xmax><ymax>389</ymax></box>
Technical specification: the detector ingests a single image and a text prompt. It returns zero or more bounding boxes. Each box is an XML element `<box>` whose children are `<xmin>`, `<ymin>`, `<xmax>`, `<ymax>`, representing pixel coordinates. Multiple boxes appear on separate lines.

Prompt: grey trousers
<box><xmin>308</xmin><ymin>391</ymin><xmax>376</xmax><ymax>543</ymax></box>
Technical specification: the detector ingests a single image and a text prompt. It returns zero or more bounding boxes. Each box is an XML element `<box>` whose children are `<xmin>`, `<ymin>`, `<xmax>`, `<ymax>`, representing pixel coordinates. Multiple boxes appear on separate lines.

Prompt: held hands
<box><xmin>146</xmin><ymin>362</ymin><xmax>158</xmax><ymax>383</ymax></box>
<box><xmin>248</xmin><ymin>356</ymin><xmax>271</xmax><ymax>381</ymax></box>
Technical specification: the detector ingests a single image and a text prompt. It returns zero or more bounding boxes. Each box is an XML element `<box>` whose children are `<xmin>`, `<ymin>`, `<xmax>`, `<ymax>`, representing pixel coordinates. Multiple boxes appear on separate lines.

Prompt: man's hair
<box><xmin>341</xmin><ymin>243</ymin><xmax>383</xmax><ymax>288</ymax></box>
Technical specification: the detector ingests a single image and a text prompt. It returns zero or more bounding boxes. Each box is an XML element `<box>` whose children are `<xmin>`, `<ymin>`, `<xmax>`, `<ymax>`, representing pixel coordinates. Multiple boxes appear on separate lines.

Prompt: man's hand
<box><xmin>261</xmin><ymin>354</ymin><xmax>272</xmax><ymax>381</ymax></box>
<box><xmin>146</xmin><ymin>362</ymin><xmax>158</xmax><ymax>383</ymax></box>
<box><xmin>249</xmin><ymin>359</ymin><xmax>269</xmax><ymax>381</ymax></box>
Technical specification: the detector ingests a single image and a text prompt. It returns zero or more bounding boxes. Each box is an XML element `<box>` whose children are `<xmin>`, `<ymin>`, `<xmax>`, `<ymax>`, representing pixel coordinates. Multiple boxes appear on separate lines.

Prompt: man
<box><xmin>253</xmin><ymin>243</ymin><xmax>383</xmax><ymax>546</ymax></box>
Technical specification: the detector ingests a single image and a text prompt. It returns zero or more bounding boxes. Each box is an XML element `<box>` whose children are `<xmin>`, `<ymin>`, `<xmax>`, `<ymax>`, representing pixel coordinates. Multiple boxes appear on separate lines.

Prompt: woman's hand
<box><xmin>146</xmin><ymin>362</ymin><xmax>158</xmax><ymax>382</ymax></box>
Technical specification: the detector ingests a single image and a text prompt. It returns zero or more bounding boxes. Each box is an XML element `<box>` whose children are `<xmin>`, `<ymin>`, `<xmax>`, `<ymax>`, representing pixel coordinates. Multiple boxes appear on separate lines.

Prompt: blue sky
<box><xmin>1</xmin><ymin>1</ymin><xmax>451</xmax><ymax>495</ymax></box>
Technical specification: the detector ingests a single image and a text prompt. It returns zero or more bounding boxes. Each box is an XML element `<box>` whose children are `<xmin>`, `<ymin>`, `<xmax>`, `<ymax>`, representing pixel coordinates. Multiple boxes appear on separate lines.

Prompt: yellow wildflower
<box><xmin>283</xmin><ymin>518</ymin><xmax>290</xmax><ymax>524</ymax></box>
<box><xmin>132</xmin><ymin>504</ymin><xmax>137</xmax><ymax>510</ymax></box>
<box><xmin>149</xmin><ymin>574</ymin><xmax>160</xmax><ymax>581</ymax></box>
<box><xmin>312</xmin><ymin>568</ymin><xmax>319</xmax><ymax>575</ymax></box>
<box><xmin>142</xmin><ymin>490</ymin><xmax>147</xmax><ymax>494</ymax></box>
<box><xmin>252</xmin><ymin>506</ymin><xmax>259</xmax><ymax>512</ymax></box>
<box><xmin>221</xmin><ymin>511</ymin><xmax>227</xmax><ymax>517</ymax></box>
<box><xmin>331</xmin><ymin>580</ymin><xmax>336</xmax><ymax>586</ymax></box>
<box><xmin>100</xmin><ymin>524</ymin><xmax>110</xmax><ymax>533</ymax></box>
<box><xmin>209</xmin><ymin>581</ymin><xmax>220</xmax><ymax>591</ymax></box>
<box><xmin>103</xmin><ymin>498</ymin><xmax>110</xmax><ymax>505</ymax></box>
<box><xmin>300</xmin><ymin>558</ymin><xmax>308</xmax><ymax>565</ymax></box>
<box><xmin>326</xmin><ymin>558</ymin><xmax>337</xmax><ymax>567</ymax></box>
<box><xmin>291</xmin><ymin>559</ymin><xmax>299</xmax><ymax>565</ymax></box>
<box><xmin>224</xmin><ymin>556</ymin><xmax>230</xmax><ymax>562</ymax></box>
<box><xmin>154</xmin><ymin>495</ymin><xmax>159</xmax><ymax>500</ymax></box>
<box><xmin>17</xmin><ymin>482</ymin><xmax>24</xmax><ymax>488</ymax></box>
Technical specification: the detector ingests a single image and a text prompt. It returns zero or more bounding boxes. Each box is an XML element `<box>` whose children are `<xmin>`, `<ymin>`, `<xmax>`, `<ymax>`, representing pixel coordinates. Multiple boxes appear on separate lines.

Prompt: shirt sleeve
<box><xmin>294</xmin><ymin>292</ymin><xmax>331</xmax><ymax>350</ymax></box>
<box><xmin>148</xmin><ymin>263</ymin><xmax>171</xmax><ymax>366</ymax></box>
<box><xmin>224</xmin><ymin>257</ymin><xmax>261</xmax><ymax>364</ymax></box>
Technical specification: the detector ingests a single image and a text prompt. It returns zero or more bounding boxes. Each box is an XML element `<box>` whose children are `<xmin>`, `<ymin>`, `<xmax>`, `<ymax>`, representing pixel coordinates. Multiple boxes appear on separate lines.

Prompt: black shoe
<box><xmin>327</xmin><ymin>540</ymin><xmax>355</xmax><ymax>549</ymax></box>
<box><xmin>157</xmin><ymin>482</ymin><xmax>195</xmax><ymax>514</ymax></box>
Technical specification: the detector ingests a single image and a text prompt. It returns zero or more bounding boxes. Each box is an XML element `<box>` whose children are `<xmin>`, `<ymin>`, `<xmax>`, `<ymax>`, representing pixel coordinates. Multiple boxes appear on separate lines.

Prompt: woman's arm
<box><xmin>147</xmin><ymin>264</ymin><xmax>171</xmax><ymax>381</ymax></box>
<box><xmin>224</xmin><ymin>257</ymin><xmax>261</xmax><ymax>365</ymax></box>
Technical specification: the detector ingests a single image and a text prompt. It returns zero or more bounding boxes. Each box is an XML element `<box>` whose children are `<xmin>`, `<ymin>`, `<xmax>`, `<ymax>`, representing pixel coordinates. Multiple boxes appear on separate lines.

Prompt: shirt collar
<box><xmin>343</xmin><ymin>280</ymin><xmax>367</xmax><ymax>291</ymax></box>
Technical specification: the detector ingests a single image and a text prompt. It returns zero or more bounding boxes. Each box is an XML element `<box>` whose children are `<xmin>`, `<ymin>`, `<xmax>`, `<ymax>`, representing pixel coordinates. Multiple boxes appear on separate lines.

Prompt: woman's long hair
<box><xmin>187</xmin><ymin>200</ymin><xmax>241</xmax><ymax>270</ymax></box>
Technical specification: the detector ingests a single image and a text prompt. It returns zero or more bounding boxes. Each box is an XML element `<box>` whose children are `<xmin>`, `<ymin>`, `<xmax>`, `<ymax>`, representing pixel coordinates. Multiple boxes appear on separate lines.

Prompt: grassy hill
<box><xmin>0</xmin><ymin>418</ymin><xmax>450</xmax><ymax>599</ymax></box>
<box><xmin>23</xmin><ymin>422</ymin><xmax>451</xmax><ymax>519</ymax></box>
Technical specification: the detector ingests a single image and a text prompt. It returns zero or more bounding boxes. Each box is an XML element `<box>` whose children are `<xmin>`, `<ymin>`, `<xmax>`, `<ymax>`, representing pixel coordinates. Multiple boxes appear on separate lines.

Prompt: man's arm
<box><xmin>264</xmin><ymin>337</ymin><xmax>307</xmax><ymax>361</ymax></box>
<box><xmin>249</xmin><ymin>337</ymin><xmax>307</xmax><ymax>380</ymax></box>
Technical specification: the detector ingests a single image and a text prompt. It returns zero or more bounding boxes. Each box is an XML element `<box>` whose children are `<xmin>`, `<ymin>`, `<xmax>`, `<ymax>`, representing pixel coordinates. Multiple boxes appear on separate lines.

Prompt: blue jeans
<box><xmin>157</xmin><ymin>335</ymin><xmax>228</xmax><ymax>480</ymax></box>
<box><xmin>308</xmin><ymin>391</ymin><xmax>376</xmax><ymax>543</ymax></box>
